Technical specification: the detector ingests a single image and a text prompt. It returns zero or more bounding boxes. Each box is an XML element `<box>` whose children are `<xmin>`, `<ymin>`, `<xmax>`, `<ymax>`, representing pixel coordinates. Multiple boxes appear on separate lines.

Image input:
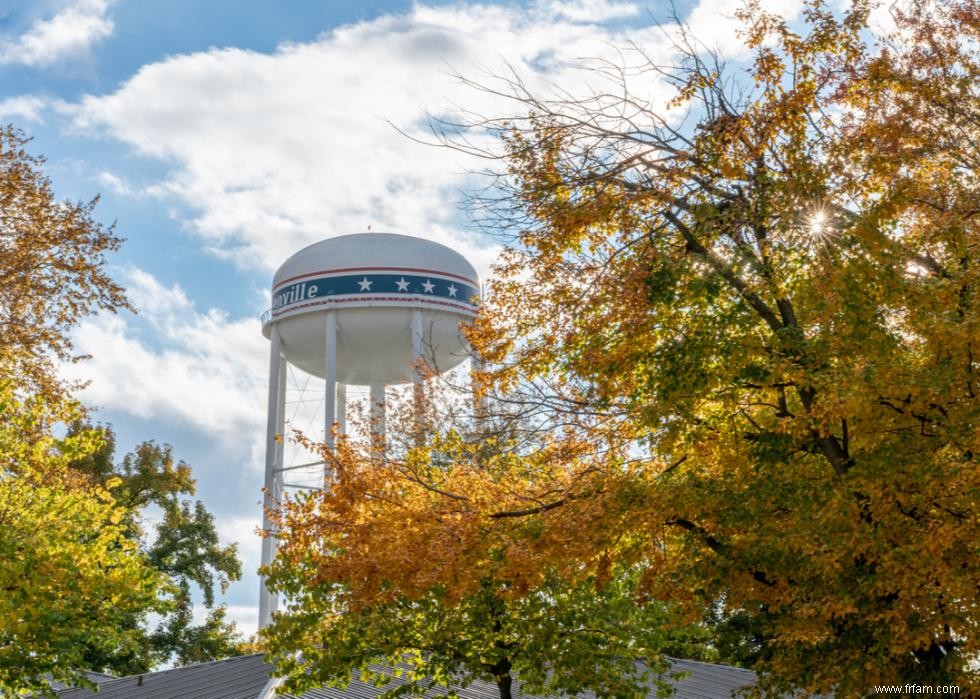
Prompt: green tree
<box><xmin>0</xmin><ymin>383</ymin><xmax>165</xmax><ymax>696</ymax></box>
<box><xmin>154</xmin><ymin>606</ymin><xmax>245</xmax><ymax>667</ymax></box>
<box><xmin>68</xmin><ymin>425</ymin><xmax>244</xmax><ymax>673</ymax></box>
<box><xmin>268</xmin><ymin>547</ymin><xmax>704</xmax><ymax>698</ymax></box>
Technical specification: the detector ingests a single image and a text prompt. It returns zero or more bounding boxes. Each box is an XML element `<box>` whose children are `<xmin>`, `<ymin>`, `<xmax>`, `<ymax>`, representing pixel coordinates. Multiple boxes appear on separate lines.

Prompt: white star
<box><xmin>447</xmin><ymin>284</ymin><xmax>458</xmax><ymax>297</ymax></box>
<box><xmin>395</xmin><ymin>277</ymin><xmax>410</xmax><ymax>292</ymax></box>
<box><xmin>357</xmin><ymin>277</ymin><xmax>373</xmax><ymax>291</ymax></box>
<box><xmin>421</xmin><ymin>279</ymin><xmax>435</xmax><ymax>293</ymax></box>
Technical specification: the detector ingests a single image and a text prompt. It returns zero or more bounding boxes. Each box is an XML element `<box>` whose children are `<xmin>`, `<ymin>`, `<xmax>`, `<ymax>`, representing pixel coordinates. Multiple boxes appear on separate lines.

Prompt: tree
<box><xmin>154</xmin><ymin>606</ymin><xmax>245</xmax><ymax>667</ymax></box>
<box><xmin>450</xmin><ymin>0</ymin><xmax>978</xmax><ymax>692</ymax></box>
<box><xmin>271</xmin><ymin>0</ymin><xmax>977</xmax><ymax>694</ymax></box>
<box><xmin>0</xmin><ymin>383</ymin><xmax>165</xmax><ymax>696</ymax></box>
<box><xmin>264</xmin><ymin>398</ymin><xmax>713</xmax><ymax>699</ymax></box>
<box><xmin>0</xmin><ymin>124</ymin><xmax>165</xmax><ymax>695</ymax></box>
<box><xmin>0</xmin><ymin>124</ymin><xmax>243</xmax><ymax>687</ymax></box>
<box><xmin>0</xmin><ymin>125</ymin><xmax>130</xmax><ymax>398</ymax></box>
<box><xmin>266</xmin><ymin>566</ymin><xmax>704</xmax><ymax>699</ymax></box>
<box><xmin>67</xmin><ymin>425</ymin><xmax>244</xmax><ymax>674</ymax></box>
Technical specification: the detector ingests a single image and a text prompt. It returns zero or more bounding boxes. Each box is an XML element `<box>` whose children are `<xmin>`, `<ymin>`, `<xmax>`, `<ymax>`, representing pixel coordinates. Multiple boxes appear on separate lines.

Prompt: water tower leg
<box><xmin>259</xmin><ymin>325</ymin><xmax>286</xmax><ymax>630</ymax></box>
<box><xmin>336</xmin><ymin>383</ymin><xmax>347</xmax><ymax>436</ymax></box>
<box><xmin>411</xmin><ymin>307</ymin><xmax>423</xmax><ymax>370</ymax></box>
<box><xmin>412</xmin><ymin>308</ymin><xmax>424</xmax><ymax>440</ymax></box>
<box><xmin>370</xmin><ymin>383</ymin><xmax>386</xmax><ymax>456</ymax></box>
<box><xmin>324</xmin><ymin>311</ymin><xmax>337</xmax><ymax>453</ymax></box>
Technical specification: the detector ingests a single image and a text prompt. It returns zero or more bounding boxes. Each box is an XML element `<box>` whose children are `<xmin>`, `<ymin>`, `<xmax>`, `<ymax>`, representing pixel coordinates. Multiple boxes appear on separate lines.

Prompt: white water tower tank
<box><xmin>261</xmin><ymin>233</ymin><xmax>479</xmax><ymax>383</ymax></box>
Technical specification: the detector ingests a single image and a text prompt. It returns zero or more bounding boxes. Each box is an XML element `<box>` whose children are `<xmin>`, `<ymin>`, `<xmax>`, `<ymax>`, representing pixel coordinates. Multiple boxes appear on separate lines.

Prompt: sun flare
<box><xmin>806</xmin><ymin>208</ymin><xmax>835</xmax><ymax>246</ymax></box>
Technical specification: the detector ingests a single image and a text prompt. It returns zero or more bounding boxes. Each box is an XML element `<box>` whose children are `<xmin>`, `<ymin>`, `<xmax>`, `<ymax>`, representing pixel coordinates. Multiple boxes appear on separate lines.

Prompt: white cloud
<box><xmin>0</xmin><ymin>95</ymin><xmax>52</xmax><ymax>123</ymax></box>
<box><xmin>864</xmin><ymin>0</ymin><xmax>938</xmax><ymax>47</ymax></box>
<box><xmin>64</xmin><ymin>267</ymin><xmax>269</xmax><ymax>462</ymax></box>
<box><xmin>56</xmin><ymin>0</ymin><xmax>811</xmax><ymax>282</ymax></box>
<box><xmin>218</xmin><ymin>605</ymin><xmax>259</xmax><ymax>640</ymax></box>
<box><xmin>218</xmin><ymin>515</ymin><xmax>263</xmax><ymax>567</ymax></box>
<box><xmin>67</xmin><ymin>2</ymin><xmax>695</xmax><ymax>279</ymax></box>
<box><xmin>537</xmin><ymin>0</ymin><xmax>640</xmax><ymax>23</ymax></box>
<box><xmin>216</xmin><ymin>514</ymin><xmax>263</xmax><ymax>637</ymax></box>
<box><xmin>96</xmin><ymin>170</ymin><xmax>137</xmax><ymax>196</ymax></box>
<box><xmin>0</xmin><ymin>0</ymin><xmax>115</xmax><ymax>68</ymax></box>
<box><xmin>186</xmin><ymin>601</ymin><xmax>259</xmax><ymax>640</ymax></box>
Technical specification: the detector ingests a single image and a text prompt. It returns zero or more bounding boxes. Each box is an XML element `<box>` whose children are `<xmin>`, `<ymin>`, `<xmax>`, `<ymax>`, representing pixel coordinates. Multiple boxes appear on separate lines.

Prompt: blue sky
<box><xmin>0</xmin><ymin>0</ymin><xmax>821</xmax><ymax>638</ymax></box>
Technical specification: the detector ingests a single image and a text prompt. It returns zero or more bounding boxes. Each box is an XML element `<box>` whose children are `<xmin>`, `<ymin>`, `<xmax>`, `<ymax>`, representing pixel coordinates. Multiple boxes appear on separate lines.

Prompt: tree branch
<box><xmin>661</xmin><ymin>209</ymin><xmax>784</xmax><ymax>333</ymax></box>
<box><xmin>665</xmin><ymin>517</ymin><xmax>777</xmax><ymax>587</ymax></box>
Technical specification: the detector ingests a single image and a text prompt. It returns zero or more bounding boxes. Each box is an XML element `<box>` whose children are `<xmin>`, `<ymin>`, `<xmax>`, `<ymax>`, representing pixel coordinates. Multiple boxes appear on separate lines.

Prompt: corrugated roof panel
<box><xmin>658</xmin><ymin>658</ymin><xmax>758</xmax><ymax>699</ymax></box>
<box><xmin>287</xmin><ymin>657</ymin><xmax>756</xmax><ymax>699</ymax></box>
<box><xmin>54</xmin><ymin>654</ymin><xmax>758</xmax><ymax>699</ymax></box>
<box><xmin>57</xmin><ymin>654</ymin><xmax>271</xmax><ymax>699</ymax></box>
<box><xmin>47</xmin><ymin>671</ymin><xmax>117</xmax><ymax>691</ymax></box>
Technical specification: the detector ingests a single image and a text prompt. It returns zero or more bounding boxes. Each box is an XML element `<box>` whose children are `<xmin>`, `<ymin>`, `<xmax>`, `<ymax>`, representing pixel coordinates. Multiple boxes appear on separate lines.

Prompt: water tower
<box><xmin>258</xmin><ymin>233</ymin><xmax>480</xmax><ymax>628</ymax></box>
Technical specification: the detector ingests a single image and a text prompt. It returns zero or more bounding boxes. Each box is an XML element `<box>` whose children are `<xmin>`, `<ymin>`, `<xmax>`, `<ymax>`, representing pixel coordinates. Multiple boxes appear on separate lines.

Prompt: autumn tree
<box><xmin>0</xmin><ymin>125</ymin><xmax>130</xmax><ymax>397</ymax></box>
<box><xmin>266</xmin><ymin>1</ymin><xmax>976</xmax><ymax>695</ymax></box>
<box><xmin>264</xmin><ymin>390</ymin><xmax>716</xmax><ymax>699</ymax></box>
<box><xmin>0</xmin><ymin>124</ymin><xmax>165</xmax><ymax>695</ymax></box>
<box><xmin>67</xmin><ymin>425</ymin><xmax>244</xmax><ymax>673</ymax></box>
<box><xmin>450</xmin><ymin>0</ymin><xmax>978</xmax><ymax>692</ymax></box>
<box><xmin>0</xmin><ymin>125</ymin><xmax>242</xmax><ymax>688</ymax></box>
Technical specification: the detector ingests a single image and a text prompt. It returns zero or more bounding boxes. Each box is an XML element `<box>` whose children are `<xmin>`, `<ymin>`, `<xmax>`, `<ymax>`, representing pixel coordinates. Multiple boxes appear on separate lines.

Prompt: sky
<box><xmin>0</xmin><ymin>0</ymin><xmax>832</xmax><ymax>639</ymax></box>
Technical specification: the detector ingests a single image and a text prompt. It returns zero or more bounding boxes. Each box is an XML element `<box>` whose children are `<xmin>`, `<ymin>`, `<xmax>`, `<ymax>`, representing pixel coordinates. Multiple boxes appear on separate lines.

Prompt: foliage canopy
<box><xmin>266</xmin><ymin>562</ymin><xmax>706</xmax><ymax>699</ymax></box>
<box><xmin>0</xmin><ymin>385</ymin><xmax>165</xmax><ymax>695</ymax></box>
<box><xmin>0</xmin><ymin>124</ymin><xmax>242</xmax><ymax>690</ymax></box>
<box><xmin>0</xmin><ymin>125</ymin><xmax>130</xmax><ymax>397</ymax></box>
<box><xmin>465</xmin><ymin>0</ymin><xmax>979</xmax><ymax>691</ymax></box>
<box><xmin>67</xmin><ymin>427</ymin><xmax>244</xmax><ymax>674</ymax></box>
<box><xmin>268</xmin><ymin>0</ymin><xmax>979</xmax><ymax>694</ymax></box>
<box><xmin>266</xmin><ymin>410</ymin><xmax>714</xmax><ymax>698</ymax></box>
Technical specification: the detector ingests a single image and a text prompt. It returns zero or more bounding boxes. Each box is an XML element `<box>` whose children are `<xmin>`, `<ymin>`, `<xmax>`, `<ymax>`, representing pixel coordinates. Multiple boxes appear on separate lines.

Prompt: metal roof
<box><xmin>655</xmin><ymin>658</ymin><xmax>758</xmax><ymax>699</ymax></box>
<box><xmin>47</xmin><ymin>671</ymin><xmax>116</xmax><ymax>691</ymax></box>
<box><xmin>55</xmin><ymin>654</ymin><xmax>756</xmax><ymax>699</ymax></box>
<box><xmin>56</xmin><ymin>654</ymin><xmax>272</xmax><ymax>699</ymax></box>
<box><xmin>286</xmin><ymin>657</ymin><xmax>757</xmax><ymax>699</ymax></box>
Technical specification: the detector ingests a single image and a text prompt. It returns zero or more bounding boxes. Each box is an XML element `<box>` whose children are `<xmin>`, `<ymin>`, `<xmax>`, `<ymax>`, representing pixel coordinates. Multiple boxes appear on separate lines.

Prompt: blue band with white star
<box><xmin>269</xmin><ymin>270</ymin><xmax>479</xmax><ymax>320</ymax></box>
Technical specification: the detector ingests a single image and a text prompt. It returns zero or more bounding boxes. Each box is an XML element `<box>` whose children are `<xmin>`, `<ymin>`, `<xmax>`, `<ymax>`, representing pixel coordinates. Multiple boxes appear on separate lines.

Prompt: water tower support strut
<box><xmin>412</xmin><ymin>308</ymin><xmax>424</xmax><ymax>441</ymax></box>
<box><xmin>324</xmin><ymin>311</ymin><xmax>337</xmax><ymax>459</ymax></box>
<box><xmin>259</xmin><ymin>325</ymin><xmax>286</xmax><ymax>630</ymax></box>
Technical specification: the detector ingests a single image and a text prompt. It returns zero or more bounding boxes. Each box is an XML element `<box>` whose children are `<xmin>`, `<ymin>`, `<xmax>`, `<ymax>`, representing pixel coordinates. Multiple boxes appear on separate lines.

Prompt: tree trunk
<box><xmin>491</xmin><ymin>657</ymin><xmax>513</xmax><ymax>699</ymax></box>
<box><xmin>495</xmin><ymin>671</ymin><xmax>513</xmax><ymax>699</ymax></box>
